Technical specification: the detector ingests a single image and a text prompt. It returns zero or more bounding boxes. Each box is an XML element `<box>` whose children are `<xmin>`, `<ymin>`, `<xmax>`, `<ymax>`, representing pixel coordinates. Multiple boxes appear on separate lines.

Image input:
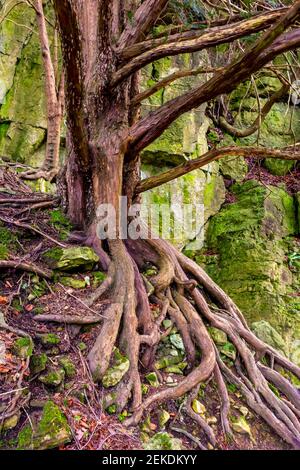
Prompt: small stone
<box><xmin>30</xmin><ymin>353</ymin><xmax>48</xmax><ymax>375</ymax></box>
<box><xmin>38</xmin><ymin>367</ymin><xmax>65</xmax><ymax>387</ymax></box>
<box><xmin>58</xmin><ymin>356</ymin><xmax>76</xmax><ymax>378</ymax></box>
<box><xmin>220</xmin><ymin>342</ymin><xmax>236</xmax><ymax>361</ymax></box>
<box><xmin>207</xmin><ymin>416</ymin><xmax>218</xmax><ymax>424</ymax></box>
<box><xmin>192</xmin><ymin>399</ymin><xmax>206</xmax><ymax>415</ymax></box>
<box><xmin>163</xmin><ymin>319</ymin><xmax>172</xmax><ymax>329</ymax></box>
<box><xmin>40</xmin><ymin>333</ymin><xmax>60</xmax><ymax>347</ymax></box>
<box><xmin>158</xmin><ymin>409</ymin><xmax>170</xmax><ymax>428</ymax></box>
<box><xmin>17</xmin><ymin>401</ymin><xmax>72</xmax><ymax>450</ymax></box>
<box><xmin>102</xmin><ymin>348</ymin><xmax>130</xmax><ymax>388</ymax></box>
<box><xmin>239</xmin><ymin>406</ymin><xmax>249</xmax><ymax>417</ymax></box>
<box><xmin>13</xmin><ymin>337</ymin><xmax>34</xmax><ymax>359</ymax></box>
<box><xmin>143</xmin><ymin>432</ymin><xmax>183</xmax><ymax>450</ymax></box>
<box><xmin>208</xmin><ymin>327</ymin><xmax>227</xmax><ymax>346</ymax></box>
<box><xmin>169</xmin><ymin>334</ymin><xmax>185</xmax><ymax>351</ymax></box>
<box><xmin>145</xmin><ymin>372</ymin><xmax>159</xmax><ymax>387</ymax></box>
<box><xmin>60</xmin><ymin>277</ymin><xmax>86</xmax><ymax>289</ymax></box>
<box><xmin>232</xmin><ymin>416</ymin><xmax>253</xmax><ymax>441</ymax></box>
<box><xmin>141</xmin><ymin>416</ymin><xmax>157</xmax><ymax>433</ymax></box>
<box><xmin>0</xmin><ymin>413</ymin><xmax>20</xmax><ymax>432</ymax></box>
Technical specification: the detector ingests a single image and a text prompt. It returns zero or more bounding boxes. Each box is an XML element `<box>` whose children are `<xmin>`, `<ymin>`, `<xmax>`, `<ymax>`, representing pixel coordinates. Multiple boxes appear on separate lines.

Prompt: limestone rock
<box><xmin>13</xmin><ymin>337</ymin><xmax>34</xmax><ymax>359</ymax></box>
<box><xmin>143</xmin><ymin>432</ymin><xmax>183</xmax><ymax>450</ymax></box>
<box><xmin>44</xmin><ymin>247</ymin><xmax>99</xmax><ymax>271</ymax></box>
<box><xmin>145</xmin><ymin>372</ymin><xmax>159</xmax><ymax>387</ymax></box>
<box><xmin>17</xmin><ymin>401</ymin><xmax>72</xmax><ymax>450</ymax></box>
<box><xmin>38</xmin><ymin>367</ymin><xmax>65</xmax><ymax>387</ymax></box>
<box><xmin>102</xmin><ymin>348</ymin><xmax>130</xmax><ymax>388</ymax></box>
<box><xmin>58</xmin><ymin>356</ymin><xmax>76</xmax><ymax>378</ymax></box>
<box><xmin>30</xmin><ymin>353</ymin><xmax>48</xmax><ymax>375</ymax></box>
<box><xmin>252</xmin><ymin>320</ymin><xmax>287</xmax><ymax>356</ymax></box>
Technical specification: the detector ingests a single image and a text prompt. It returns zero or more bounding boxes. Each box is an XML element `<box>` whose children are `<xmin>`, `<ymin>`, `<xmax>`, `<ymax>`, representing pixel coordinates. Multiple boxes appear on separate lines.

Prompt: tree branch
<box><xmin>117</xmin><ymin>0</ymin><xmax>169</xmax><ymax>50</ymax></box>
<box><xmin>219</xmin><ymin>83</ymin><xmax>290</xmax><ymax>138</ymax></box>
<box><xmin>52</xmin><ymin>0</ymin><xmax>89</xmax><ymax>169</ymax></box>
<box><xmin>120</xmin><ymin>9</ymin><xmax>287</xmax><ymax>61</ymax></box>
<box><xmin>136</xmin><ymin>146</ymin><xmax>300</xmax><ymax>194</ymax></box>
<box><xmin>113</xmin><ymin>9</ymin><xmax>288</xmax><ymax>85</ymax></box>
<box><xmin>131</xmin><ymin>67</ymin><xmax>221</xmax><ymax>107</ymax></box>
<box><xmin>128</xmin><ymin>2</ymin><xmax>300</xmax><ymax>154</ymax></box>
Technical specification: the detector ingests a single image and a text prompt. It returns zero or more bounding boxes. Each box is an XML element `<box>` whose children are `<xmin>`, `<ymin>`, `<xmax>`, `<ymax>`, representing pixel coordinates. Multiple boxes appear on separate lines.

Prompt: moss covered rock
<box><xmin>102</xmin><ymin>348</ymin><xmax>130</xmax><ymax>388</ymax></box>
<box><xmin>40</xmin><ymin>333</ymin><xmax>60</xmax><ymax>347</ymax></box>
<box><xmin>58</xmin><ymin>356</ymin><xmax>76</xmax><ymax>378</ymax></box>
<box><xmin>38</xmin><ymin>367</ymin><xmax>65</xmax><ymax>387</ymax></box>
<box><xmin>30</xmin><ymin>353</ymin><xmax>48</xmax><ymax>375</ymax></box>
<box><xmin>13</xmin><ymin>337</ymin><xmax>34</xmax><ymax>359</ymax></box>
<box><xmin>252</xmin><ymin>320</ymin><xmax>288</xmax><ymax>356</ymax></box>
<box><xmin>191</xmin><ymin>180</ymin><xmax>299</xmax><ymax>352</ymax></box>
<box><xmin>44</xmin><ymin>247</ymin><xmax>99</xmax><ymax>271</ymax></box>
<box><xmin>264</xmin><ymin>159</ymin><xmax>296</xmax><ymax>176</ymax></box>
<box><xmin>17</xmin><ymin>401</ymin><xmax>72</xmax><ymax>450</ymax></box>
<box><xmin>143</xmin><ymin>432</ymin><xmax>183</xmax><ymax>450</ymax></box>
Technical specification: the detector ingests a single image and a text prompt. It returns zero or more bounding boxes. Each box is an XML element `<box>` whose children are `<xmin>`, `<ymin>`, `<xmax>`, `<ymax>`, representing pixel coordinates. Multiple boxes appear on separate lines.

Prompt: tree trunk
<box><xmin>51</xmin><ymin>0</ymin><xmax>300</xmax><ymax>449</ymax></box>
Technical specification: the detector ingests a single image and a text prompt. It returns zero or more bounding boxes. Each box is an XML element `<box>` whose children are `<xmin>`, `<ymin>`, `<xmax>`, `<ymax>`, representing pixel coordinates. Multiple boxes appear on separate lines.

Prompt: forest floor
<box><xmin>0</xmin><ymin>164</ymin><xmax>298</xmax><ymax>451</ymax></box>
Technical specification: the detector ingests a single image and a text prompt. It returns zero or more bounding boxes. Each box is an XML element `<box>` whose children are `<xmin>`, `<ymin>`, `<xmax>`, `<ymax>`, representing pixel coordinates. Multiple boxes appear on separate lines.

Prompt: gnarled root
<box><xmin>34</xmin><ymin>235</ymin><xmax>300</xmax><ymax>448</ymax></box>
<box><xmin>20</xmin><ymin>166</ymin><xmax>59</xmax><ymax>182</ymax></box>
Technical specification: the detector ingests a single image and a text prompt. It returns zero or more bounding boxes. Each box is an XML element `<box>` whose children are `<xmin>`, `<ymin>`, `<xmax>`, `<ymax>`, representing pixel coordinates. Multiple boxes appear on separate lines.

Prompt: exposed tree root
<box><xmin>0</xmin><ymin>260</ymin><xmax>52</xmax><ymax>279</ymax></box>
<box><xmin>34</xmin><ymin>313</ymin><xmax>103</xmax><ymax>324</ymax></box>
<box><xmin>20</xmin><ymin>167</ymin><xmax>59</xmax><ymax>182</ymax></box>
<box><xmin>25</xmin><ymin>233</ymin><xmax>300</xmax><ymax>448</ymax></box>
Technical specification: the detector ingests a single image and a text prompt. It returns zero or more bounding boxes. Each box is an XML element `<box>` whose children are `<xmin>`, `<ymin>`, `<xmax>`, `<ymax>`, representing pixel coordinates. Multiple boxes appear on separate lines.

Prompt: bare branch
<box><xmin>128</xmin><ymin>2</ymin><xmax>300</xmax><ymax>154</ymax></box>
<box><xmin>219</xmin><ymin>83</ymin><xmax>290</xmax><ymax>138</ymax></box>
<box><xmin>131</xmin><ymin>67</ymin><xmax>222</xmax><ymax>106</ymax></box>
<box><xmin>136</xmin><ymin>146</ymin><xmax>300</xmax><ymax>194</ymax></box>
<box><xmin>117</xmin><ymin>0</ymin><xmax>169</xmax><ymax>50</ymax></box>
<box><xmin>120</xmin><ymin>9</ymin><xmax>287</xmax><ymax>61</ymax></box>
<box><xmin>113</xmin><ymin>9</ymin><xmax>288</xmax><ymax>85</ymax></box>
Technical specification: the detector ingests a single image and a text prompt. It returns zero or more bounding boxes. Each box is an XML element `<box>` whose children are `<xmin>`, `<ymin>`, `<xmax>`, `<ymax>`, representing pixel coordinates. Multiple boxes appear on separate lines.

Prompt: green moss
<box><xmin>196</xmin><ymin>180</ymin><xmax>299</xmax><ymax>350</ymax></box>
<box><xmin>49</xmin><ymin>209</ymin><xmax>72</xmax><ymax>240</ymax></box>
<box><xmin>17</xmin><ymin>401</ymin><xmax>71</xmax><ymax>450</ymax></box>
<box><xmin>44</xmin><ymin>247</ymin><xmax>99</xmax><ymax>271</ymax></box>
<box><xmin>102</xmin><ymin>348</ymin><xmax>130</xmax><ymax>388</ymax></box>
<box><xmin>30</xmin><ymin>353</ymin><xmax>48</xmax><ymax>374</ymax></box>
<box><xmin>143</xmin><ymin>432</ymin><xmax>183</xmax><ymax>450</ymax></box>
<box><xmin>40</xmin><ymin>333</ymin><xmax>60</xmax><ymax>347</ymax></box>
<box><xmin>60</xmin><ymin>276</ymin><xmax>86</xmax><ymax>289</ymax></box>
<box><xmin>58</xmin><ymin>356</ymin><xmax>76</xmax><ymax>378</ymax></box>
<box><xmin>38</xmin><ymin>368</ymin><xmax>65</xmax><ymax>387</ymax></box>
<box><xmin>13</xmin><ymin>337</ymin><xmax>34</xmax><ymax>358</ymax></box>
<box><xmin>0</xmin><ymin>225</ymin><xmax>17</xmax><ymax>259</ymax></box>
<box><xmin>0</xmin><ymin>244</ymin><xmax>8</xmax><ymax>260</ymax></box>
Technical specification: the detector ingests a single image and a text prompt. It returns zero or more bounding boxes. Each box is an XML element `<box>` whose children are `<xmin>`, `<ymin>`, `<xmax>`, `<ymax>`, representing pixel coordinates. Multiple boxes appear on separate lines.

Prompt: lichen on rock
<box><xmin>17</xmin><ymin>401</ymin><xmax>72</xmax><ymax>450</ymax></box>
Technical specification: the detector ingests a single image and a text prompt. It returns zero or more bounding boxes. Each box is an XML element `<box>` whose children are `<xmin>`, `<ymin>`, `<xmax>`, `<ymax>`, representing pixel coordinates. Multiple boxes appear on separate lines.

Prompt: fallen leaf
<box><xmin>25</xmin><ymin>304</ymin><xmax>34</xmax><ymax>312</ymax></box>
<box><xmin>0</xmin><ymin>296</ymin><xmax>8</xmax><ymax>305</ymax></box>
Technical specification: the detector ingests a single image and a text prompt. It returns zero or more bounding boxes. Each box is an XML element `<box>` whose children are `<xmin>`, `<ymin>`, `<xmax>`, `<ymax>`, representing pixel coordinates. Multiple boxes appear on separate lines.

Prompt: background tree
<box><xmin>17</xmin><ymin>0</ymin><xmax>300</xmax><ymax>448</ymax></box>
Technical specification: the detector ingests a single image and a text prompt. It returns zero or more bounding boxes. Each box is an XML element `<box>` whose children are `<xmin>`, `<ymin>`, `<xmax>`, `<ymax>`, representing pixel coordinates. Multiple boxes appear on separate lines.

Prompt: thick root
<box><xmin>33</xmin><ymin>235</ymin><xmax>300</xmax><ymax>449</ymax></box>
<box><xmin>20</xmin><ymin>167</ymin><xmax>59</xmax><ymax>182</ymax></box>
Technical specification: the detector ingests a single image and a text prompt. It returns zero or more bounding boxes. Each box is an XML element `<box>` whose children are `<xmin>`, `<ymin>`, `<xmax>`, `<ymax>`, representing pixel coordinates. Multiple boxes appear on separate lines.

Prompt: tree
<box><xmin>15</xmin><ymin>0</ymin><xmax>65</xmax><ymax>181</ymax></box>
<box><xmin>37</xmin><ymin>0</ymin><xmax>300</xmax><ymax>447</ymax></box>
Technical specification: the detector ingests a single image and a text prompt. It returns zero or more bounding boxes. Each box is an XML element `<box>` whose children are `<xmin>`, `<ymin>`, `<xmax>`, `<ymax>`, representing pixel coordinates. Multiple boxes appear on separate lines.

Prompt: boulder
<box><xmin>44</xmin><ymin>247</ymin><xmax>99</xmax><ymax>271</ymax></box>
<box><xmin>252</xmin><ymin>320</ymin><xmax>287</xmax><ymax>356</ymax></box>
<box><xmin>17</xmin><ymin>401</ymin><xmax>72</xmax><ymax>450</ymax></box>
